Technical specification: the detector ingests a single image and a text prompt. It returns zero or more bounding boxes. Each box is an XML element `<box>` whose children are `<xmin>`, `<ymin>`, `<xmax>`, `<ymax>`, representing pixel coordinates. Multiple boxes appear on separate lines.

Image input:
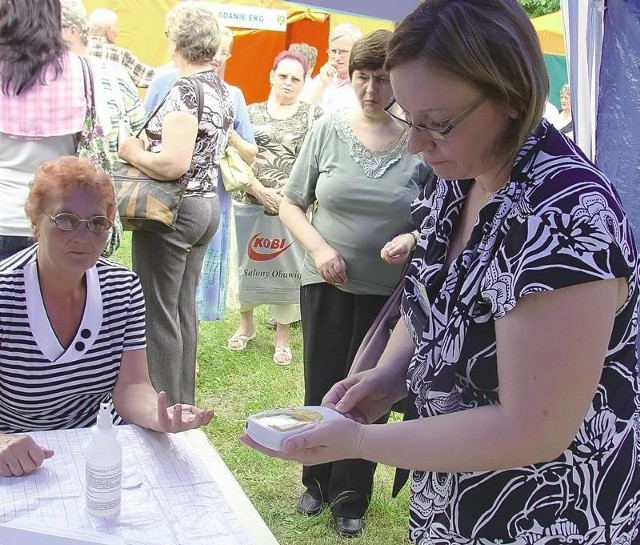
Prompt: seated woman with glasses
<box><xmin>0</xmin><ymin>156</ymin><xmax>213</xmax><ymax>478</ymax></box>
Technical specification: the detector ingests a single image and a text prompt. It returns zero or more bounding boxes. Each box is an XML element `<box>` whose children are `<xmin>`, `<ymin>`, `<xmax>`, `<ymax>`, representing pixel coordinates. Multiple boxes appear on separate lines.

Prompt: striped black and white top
<box><xmin>0</xmin><ymin>245</ymin><xmax>146</xmax><ymax>433</ymax></box>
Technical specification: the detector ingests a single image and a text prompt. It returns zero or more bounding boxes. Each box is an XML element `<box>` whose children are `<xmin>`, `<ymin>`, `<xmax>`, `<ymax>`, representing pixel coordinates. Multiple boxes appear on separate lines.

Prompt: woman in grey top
<box><xmin>279</xmin><ymin>30</ymin><xmax>424</xmax><ymax>538</ymax></box>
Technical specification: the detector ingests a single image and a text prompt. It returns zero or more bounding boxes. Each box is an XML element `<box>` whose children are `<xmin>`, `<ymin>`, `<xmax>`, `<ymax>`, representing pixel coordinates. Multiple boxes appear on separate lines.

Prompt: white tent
<box><xmin>560</xmin><ymin>0</ymin><xmax>604</xmax><ymax>161</ymax></box>
<box><xmin>564</xmin><ymin>1</ymin><xmax>640</xmax><ymax>359</ymax></box>
<box><xmin>562</xmin><ymin>0</ymin><xmax>640</xmax><ymax>239</ymax></box>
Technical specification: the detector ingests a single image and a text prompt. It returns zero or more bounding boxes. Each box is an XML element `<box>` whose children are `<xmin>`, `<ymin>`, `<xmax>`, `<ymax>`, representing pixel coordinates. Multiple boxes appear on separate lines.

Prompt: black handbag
<box><xmin>113</xmin><ymin>78</ymin><xmax>204</xmax><ymax>233</ymax></box>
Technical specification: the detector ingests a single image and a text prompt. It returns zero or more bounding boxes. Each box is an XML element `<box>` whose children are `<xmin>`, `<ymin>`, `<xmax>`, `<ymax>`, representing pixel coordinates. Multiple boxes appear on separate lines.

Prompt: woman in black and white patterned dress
<box><xmin>241</xmin><ymin>1</ymin><xmax>640</xmax><ymax>543</ymax></box>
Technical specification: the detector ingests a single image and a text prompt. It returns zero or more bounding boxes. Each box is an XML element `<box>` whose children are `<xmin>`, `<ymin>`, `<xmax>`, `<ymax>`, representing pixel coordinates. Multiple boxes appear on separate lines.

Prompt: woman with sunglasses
<box><xmin>0</xmin><ymin>157</ymin><xmax>213</xmax><ymax>477</ymax></box>
<box><xmin>245</xmin><ymin>0</ymin><xmax>640</xmax><ymax>542</ymax></box>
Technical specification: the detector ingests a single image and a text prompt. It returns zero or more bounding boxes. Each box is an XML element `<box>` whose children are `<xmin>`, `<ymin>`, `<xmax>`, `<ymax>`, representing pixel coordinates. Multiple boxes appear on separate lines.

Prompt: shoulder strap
<box><xmin>134</xmin><ymin>75</ymin><xmax>204</xmax><ymax>138</ymax></box>
<box><xmin>192</xmin><ymin>77</ymin><xmax>204</xmax><ymax>123</ymax></box>
<box><xmin>78</xmin><ymin>56</ymin><xmax>93</xmax><ymax>114</ymax></box>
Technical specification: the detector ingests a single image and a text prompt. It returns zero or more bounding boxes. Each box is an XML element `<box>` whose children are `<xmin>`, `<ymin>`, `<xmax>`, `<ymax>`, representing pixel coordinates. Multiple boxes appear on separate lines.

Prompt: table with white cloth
<box><xmin>0</xmin><ymin>425</ymin><xmax>279</xmax><ymax>545</ymax></box>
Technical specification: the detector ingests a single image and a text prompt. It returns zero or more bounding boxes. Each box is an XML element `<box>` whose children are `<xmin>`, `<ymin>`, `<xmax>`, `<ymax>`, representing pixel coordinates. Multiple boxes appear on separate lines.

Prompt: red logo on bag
<box><xmin>247</xmin><ymin>233</ymin><xmax>293</xmax><ymax>261</ymax></box>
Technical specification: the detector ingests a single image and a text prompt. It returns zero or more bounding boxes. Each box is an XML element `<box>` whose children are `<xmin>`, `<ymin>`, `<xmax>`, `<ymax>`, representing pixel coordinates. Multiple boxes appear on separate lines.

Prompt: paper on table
<box><xmin>0</xmin><ymin>520</ymin><xmax>126</xmax><ymax>545</ymax></box>
<box><xmin>0</xmin><ymin>426</ymin><xmax>255</xmax><ymax>545</ymax></box>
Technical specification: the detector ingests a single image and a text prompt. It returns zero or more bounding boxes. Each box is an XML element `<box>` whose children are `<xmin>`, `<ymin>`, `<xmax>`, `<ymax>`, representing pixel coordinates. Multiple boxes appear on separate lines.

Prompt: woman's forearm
<box><xmin>229</xmin><ymin>130</ymin><xmax>258</xmax><ymax>165</ymax></box>
<box><xmin>127</xmin><ymin>149</ymin><xmax>190</xmax><ymax>181</ymax></box>
<box><xmin>358</xmin><ymin>402</ymin><xmax>565</xmax><ymax>473</ymax></box>
<box><xmin>112</xmin><ymin>381</ymin><xmax>162</xmax><ymax>432</ymax></box>
<box><xmin>279</xmin><ymin>196</ymin><xmax>329</xmax><ymax>255</ymax></box>
<box><xmin>355</xmin><ymin>325</ymin><xmax>571</xmax><ymax>471</ymax></box>
<box><xmin>120</xmin><ymin>111</ymin><xmax>197</xmax><ymax>181</ymax></box>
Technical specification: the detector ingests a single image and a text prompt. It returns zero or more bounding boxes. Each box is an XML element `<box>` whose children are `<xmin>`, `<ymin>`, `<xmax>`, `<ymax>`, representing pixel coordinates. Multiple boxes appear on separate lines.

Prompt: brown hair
<box><xmin>25</xmin><ymin>156</ymin><xmax>116</xmax><ymax>231</ymax></box>
<box><xmin>288</xmin><ymin>43</ymin><xmax>318</xmax><ymax>73</ymax></box>
<box><xmin>348</xmin><ymin>29</ymin><xmax>392</xmax><ymax>79</ymax></box>
<box><xmin>387</xmin><ymin>0</ymin><xmax>548</xmax><ymax>162</ymax></box>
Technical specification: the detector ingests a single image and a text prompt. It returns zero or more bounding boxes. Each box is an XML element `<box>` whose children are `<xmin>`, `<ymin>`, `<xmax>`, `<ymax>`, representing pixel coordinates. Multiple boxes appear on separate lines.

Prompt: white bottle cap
<box><xmin>97</xmin><ymin>402</ymin><xmax>112</xmax><ymax>429</ymax></box>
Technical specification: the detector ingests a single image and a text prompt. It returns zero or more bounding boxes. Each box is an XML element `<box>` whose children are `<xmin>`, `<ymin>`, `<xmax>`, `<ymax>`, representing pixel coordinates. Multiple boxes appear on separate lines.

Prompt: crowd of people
<box><xmin>0</xmin><ymin>0</ymin><xmax>638</xmax><ymax>543</ymax></box>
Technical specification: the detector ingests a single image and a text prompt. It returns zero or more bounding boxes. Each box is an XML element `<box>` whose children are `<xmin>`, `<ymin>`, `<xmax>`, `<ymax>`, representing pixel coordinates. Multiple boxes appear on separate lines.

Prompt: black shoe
<box><xmin>334</xmin><ymin>516</ymin><xmax>363</xmax><ymax>538</ymax></box>
<box><xmin>296</xmin><ymin>491</ymin><xmax>324</xmax><ymax>516</ymax></box>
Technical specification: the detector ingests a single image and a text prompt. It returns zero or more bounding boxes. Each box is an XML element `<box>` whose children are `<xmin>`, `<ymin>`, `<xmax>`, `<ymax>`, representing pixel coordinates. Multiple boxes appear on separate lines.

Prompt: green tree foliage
<box><xmin>518</xmin><ymin>0</ymin><xmax>561</xmax><ymax>18</ymax></box>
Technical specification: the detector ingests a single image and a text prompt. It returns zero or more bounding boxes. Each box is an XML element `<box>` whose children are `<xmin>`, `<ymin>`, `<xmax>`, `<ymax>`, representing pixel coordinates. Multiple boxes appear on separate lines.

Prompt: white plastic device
<box><xmin>245</xmin><ymin>406</ymin><xmax>346</xmax><ymax>451</ymax></box>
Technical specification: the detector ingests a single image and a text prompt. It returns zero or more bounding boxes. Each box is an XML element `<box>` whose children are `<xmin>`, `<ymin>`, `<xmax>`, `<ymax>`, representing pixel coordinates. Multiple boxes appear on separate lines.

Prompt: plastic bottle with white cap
<box><xmin>85</xmin><ymin>401</ymin><xmax>122</xmax><ymax>516</ymax></box>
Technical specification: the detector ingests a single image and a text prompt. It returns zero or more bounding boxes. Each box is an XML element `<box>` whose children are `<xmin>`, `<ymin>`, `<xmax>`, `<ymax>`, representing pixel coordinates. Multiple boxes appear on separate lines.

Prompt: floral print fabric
<box><xmin>401</xmin><ymin>120</ymin><xmax>640</xmax><ymax>544</ymax></box>
<box><xmin>234</xmin><ymin>101</ymin><xmax>322</xmax><ymax>205</ymax></box>
<box><xmin>145</xmin><ymin>70</ymin><xmax>233</xmax><ymax>196</ymax></box>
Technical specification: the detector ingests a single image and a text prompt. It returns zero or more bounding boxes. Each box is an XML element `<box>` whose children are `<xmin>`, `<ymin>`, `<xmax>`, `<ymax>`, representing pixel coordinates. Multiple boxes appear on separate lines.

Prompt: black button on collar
<box><xmin>81</xmin><ymin>329</ymin><xmax>91</xmax><ymax>339</ymax></box>
<box><xmin>74</xmin><ymin>341</ymin><xmax>85</xmax><ymax>351</ymax></box>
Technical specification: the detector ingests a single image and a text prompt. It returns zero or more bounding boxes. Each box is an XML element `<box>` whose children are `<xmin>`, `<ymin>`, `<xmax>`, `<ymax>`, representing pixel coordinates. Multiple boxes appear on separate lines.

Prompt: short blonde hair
<box><xmin>60</xmin><ymin>0</ymin><xmax>89</xmax><ymax>45</ymax></box>
<box><xmin>387</xmin><ymin>0</ymin><xmax>548</xmax><ymax>163</ymax></box>
<box><xmin>165</xmin><ymin>1</ymin><xmax>221</xmax><ymax>64</ymax></box>
<box><xmin>329</xmin><ymin>23</ymin><xmax>362</xmax><ymax>44</ymax></box>
<box><xmin>289</xmin><ymin>43</ymin><xmax>318</xmax><ymax>73</ymax></box>
<box><xmin>88</xmin><ymin>8</ymin><xmax>117</xmax><ymax>34</ymax></box>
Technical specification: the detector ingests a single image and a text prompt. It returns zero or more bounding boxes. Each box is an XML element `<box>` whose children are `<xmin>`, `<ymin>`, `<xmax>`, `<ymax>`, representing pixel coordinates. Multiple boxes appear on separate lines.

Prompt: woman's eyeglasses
<box><xmin>46</xmin><ymin>213</ymin><xmax>113</xmax><ymax>234</ymax></box>
<box><xmin>384</xmin><ymin>96</ymin><xmax>488</xmax><ymax>141</ymax></box>
<box><xmin>326</xmin><ymin>48</ymin><xmax>350</xmax><ymax>57</ymax></box>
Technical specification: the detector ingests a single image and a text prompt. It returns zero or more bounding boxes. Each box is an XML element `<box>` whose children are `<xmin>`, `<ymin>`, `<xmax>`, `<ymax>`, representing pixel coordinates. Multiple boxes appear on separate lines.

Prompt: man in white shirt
<box><xmin>544</xmin><ymin>100</ymin><xmax>560</xmax><ymax>126</ymax></box>
<box><xmin>302</xmin><ymin>24</ymin><xmax>362</xmax><ymax>113</ymax></box>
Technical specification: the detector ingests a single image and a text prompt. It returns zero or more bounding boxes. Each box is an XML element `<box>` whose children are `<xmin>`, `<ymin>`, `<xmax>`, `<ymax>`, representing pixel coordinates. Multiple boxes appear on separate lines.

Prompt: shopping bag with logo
<box><xmin>234</xmin><ymin>203</ymin><xmax>303</xmax><ymax>305</ymax></box>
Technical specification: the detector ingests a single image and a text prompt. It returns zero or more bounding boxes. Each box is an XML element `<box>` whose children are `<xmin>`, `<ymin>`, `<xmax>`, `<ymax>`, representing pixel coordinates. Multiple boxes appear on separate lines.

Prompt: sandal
<box><xmin>273</xmin><ymin>346</ymin><xmax>292</xmax><ymax>366</ymax></box>
<box><xmin>227</xmin><ymin>332</ymin><xmax>256</xmax><ymax>351</ymax></box>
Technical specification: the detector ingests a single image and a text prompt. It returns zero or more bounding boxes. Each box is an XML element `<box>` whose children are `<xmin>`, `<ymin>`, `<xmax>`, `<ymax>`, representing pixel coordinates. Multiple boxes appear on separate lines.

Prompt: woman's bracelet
<box><xmin>408</xmin><ymin>230</ymin><xmax>419</xmax><ymax>249</ymax></box>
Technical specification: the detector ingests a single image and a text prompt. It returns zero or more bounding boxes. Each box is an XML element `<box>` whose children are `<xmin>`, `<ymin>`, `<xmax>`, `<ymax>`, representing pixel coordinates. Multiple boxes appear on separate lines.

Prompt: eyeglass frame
<box><xmin>384</xmin><ymin>95</ymin><xmax>488</xmax><ymax>141</ymax></box>
<box><xmin>46</xmin><ymin>213</ymin><xmax>113</xmax><ymax>234</ymax></box>
<box><xmin>326</xmin><ymin>48</ymin><xmax>350</xmax><ymax>57</ymax></box>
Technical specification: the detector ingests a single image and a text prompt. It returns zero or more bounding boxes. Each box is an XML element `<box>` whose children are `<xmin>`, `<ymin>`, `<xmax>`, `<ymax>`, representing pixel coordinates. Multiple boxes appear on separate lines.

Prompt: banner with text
<box><xmin>207</xmin><ymin>3</ymin><xmax>287</xmax><ymax>32</ymax></box>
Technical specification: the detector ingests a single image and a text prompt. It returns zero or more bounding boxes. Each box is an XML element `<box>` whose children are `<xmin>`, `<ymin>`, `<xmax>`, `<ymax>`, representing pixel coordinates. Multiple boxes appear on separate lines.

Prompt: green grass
<box><xmin>113</xmin><ymin>233</ymin><xmax>410</xmax><ymax>545</ymax></box>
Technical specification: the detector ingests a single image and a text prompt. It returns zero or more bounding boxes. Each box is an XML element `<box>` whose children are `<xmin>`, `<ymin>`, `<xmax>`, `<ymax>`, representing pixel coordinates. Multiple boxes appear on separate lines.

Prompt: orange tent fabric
<box><xmin>220</xmin><ymin>1</ymin><xmax>330</xmax><ymax>103</ymax></box>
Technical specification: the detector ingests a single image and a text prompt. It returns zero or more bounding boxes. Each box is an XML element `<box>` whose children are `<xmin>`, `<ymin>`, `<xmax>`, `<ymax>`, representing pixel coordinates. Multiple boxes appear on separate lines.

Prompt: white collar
<box><xmin>24</xmin><ymin>259</ymin><xmax>103</xmax><ymax>363</ymax></box>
